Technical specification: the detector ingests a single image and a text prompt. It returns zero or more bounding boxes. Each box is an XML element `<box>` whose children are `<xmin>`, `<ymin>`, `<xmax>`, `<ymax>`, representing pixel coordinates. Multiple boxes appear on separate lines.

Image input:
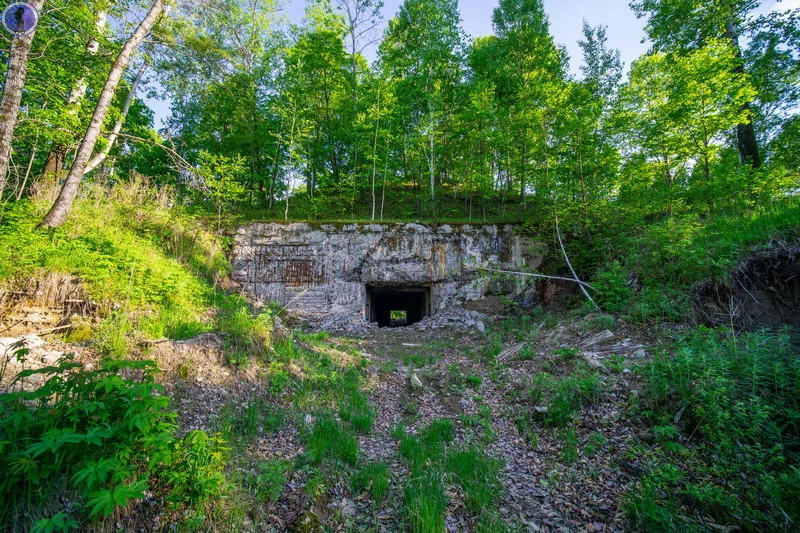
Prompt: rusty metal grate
<box><xmin>249</xmin><ymin>247</ymin><xmax>326</xmax><ymax>286</ymax></box>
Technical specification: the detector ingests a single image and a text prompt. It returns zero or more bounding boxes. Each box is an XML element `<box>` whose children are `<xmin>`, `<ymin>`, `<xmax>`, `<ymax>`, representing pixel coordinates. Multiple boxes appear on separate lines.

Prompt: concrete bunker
<box><xmin>229</xmin><ymin>222</ymin><xmax>542</xmax><ymax>326</ymax></box>
<box><xmin>365</xmin><ymin>285</ymin><xmax>431</xmax><ymax>327</ymax></box>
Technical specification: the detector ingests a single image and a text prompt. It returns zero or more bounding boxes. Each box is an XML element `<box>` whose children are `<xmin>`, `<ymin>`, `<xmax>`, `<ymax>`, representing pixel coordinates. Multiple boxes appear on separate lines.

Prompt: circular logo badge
<box><xmin>2</xmin><ymin>2</ymin><xmax>39</xmax><ymax>37</ymax></box>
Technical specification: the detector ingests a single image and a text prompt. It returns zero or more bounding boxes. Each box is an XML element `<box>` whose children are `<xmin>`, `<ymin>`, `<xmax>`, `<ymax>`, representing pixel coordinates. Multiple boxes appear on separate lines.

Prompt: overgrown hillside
<box><xmin>0</xmin><ymin>0</ymin><xmax>799</xmax><ymax>531</ymax></box>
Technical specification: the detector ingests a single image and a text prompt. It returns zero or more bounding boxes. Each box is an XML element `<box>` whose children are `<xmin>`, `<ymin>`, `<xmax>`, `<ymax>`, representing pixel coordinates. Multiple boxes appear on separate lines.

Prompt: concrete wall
<box><xmin>230</xmin><ymin>222</ymin><xmax>541</xmax><ymax>320</ymax></box>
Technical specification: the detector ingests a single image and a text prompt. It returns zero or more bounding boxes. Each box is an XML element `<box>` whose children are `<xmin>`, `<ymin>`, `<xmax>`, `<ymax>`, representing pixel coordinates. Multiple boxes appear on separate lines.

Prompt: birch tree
<box><xmin>40</xmin><ymin>0</ymin><xmax>167</xmax><ymax>227</ymax></box>
<box><xmin>0</xmin><ymin>0</ymin><xmax>45</xmax><ymax>196</ymax></box>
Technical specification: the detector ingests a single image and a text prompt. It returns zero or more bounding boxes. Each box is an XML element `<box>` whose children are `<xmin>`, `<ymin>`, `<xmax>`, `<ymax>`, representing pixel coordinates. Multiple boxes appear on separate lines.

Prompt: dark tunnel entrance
<box><xmin>365</xmin><ymin>285</ymin><xmax>431</xmax><ymax>327</ymax></box>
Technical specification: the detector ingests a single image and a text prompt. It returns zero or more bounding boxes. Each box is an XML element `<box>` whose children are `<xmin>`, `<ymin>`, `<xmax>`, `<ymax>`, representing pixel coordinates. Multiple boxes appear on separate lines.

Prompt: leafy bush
<box><xmin>248</xmin><ymin>459</ymin><xmax>289</xmax><ymax>503</ymax></box>
<box><xmin>164</xmin><ymin>431</ymin><xmax>228</xmax><ymax>509</ymax></box>
<box><xmin>0</xmin><ymin>355</ymin><xmax>169</xmax><ymax>528</ymax></box>
<box><xmin>637</xmin><ymin>326</ymin><xmax>800</xmax><ymax>527</ymax></box>
<box><xmin>592</xmin><ymin>261</ymin><xmax>633</xmax><ymax>313</ymax></box>
<box><xmin>0</xmin><ymin>347</ymin><xmax>228</xmax><ymax>531</ymax></box>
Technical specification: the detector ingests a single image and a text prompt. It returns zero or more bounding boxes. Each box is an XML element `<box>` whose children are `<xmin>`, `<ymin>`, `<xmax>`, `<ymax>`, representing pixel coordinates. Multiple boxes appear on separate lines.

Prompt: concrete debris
<box><xmin>1</xmin><ymin>334</ymin><xmax>68</xmax><ymax>388</ymax></box>
<box><xmin>580</xmin><ymin>330</ymin><xmax>616</xmax><ymax>349</ymax></box>
<box><xmin>581</xmin><ymin>352</ymin><xmax>610</xmax><ymax>374</ymax></box>
<box><xmin>497</xmin><ymin>342</ymin><xmax>526</xmax><ymax>362</ymax></box>
<box><xmin>413</xmin><ymin>308</ymin><xmax>489</xmax><ymax>331</ymax></box>
<box><xmin>319</xmin><ymin>307</ymin><xmax>490</xmax><ymax>335</ymax></box>
<box><xmin>319</xmin><ymin>314</ymin><xmax>377</xmax><ymax>335</ymax></box>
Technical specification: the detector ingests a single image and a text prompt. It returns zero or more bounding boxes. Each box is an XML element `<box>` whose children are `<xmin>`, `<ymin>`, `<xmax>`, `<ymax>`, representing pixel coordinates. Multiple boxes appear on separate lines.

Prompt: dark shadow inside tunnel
<box><xmin>365</xmin><ymin>285</ymin><xmax>430</xmax><ymax>327</ymax></box>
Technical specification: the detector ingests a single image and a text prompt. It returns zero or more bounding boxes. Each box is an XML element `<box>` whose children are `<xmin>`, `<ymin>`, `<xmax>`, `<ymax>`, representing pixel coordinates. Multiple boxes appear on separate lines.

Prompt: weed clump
<box><xmin>304</xmin><ymin>418</ymin><xmax>359</xmax><ymax>466</ymax></box>
<box><xmin>394</xmin><ymin>420</ymin><xmax>505</xmax><ymax>532</ymax></box>
<box><xmin>631</xmin><ymin>326</ymin><xmax>800</xmax><ymax>529</ymax></box>
<box><xmin>0</xmin><ymin>351</ymin><xmax>226</xmax><ymax>531</ymax></box>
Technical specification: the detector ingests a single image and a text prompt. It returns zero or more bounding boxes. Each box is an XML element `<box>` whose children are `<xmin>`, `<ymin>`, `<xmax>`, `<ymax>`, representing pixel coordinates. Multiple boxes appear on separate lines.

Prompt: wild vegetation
<box><xmin>0</xmin><ymin>0</ymin><xmax>799</xmax><ymax>531</ymax></box>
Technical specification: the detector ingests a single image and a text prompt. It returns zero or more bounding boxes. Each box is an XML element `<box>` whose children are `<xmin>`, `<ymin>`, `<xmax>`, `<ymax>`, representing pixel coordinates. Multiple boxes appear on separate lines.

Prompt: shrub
<box><xmin>0</xmin><ymin>354</ymin><xmax>177</xmax><ymax>529</ymax></box>
<box><xmin>164</xmin><ymin>431</ymin><xmax>228</xmax><ymax>509</ymax></box>
<box><xmin>639</xmin><ymin>326</ymin><xmax>800</xmax><ymax>527</ymax></box>
<box><xmin>249</xmin><ymin>459</ymin><xmax>289</xmax><ymax>503</ymax></box>
<box><xmin>592</xmin><ymin>261</ymin><xmax>633</xmax><ymax>313</ymax></box>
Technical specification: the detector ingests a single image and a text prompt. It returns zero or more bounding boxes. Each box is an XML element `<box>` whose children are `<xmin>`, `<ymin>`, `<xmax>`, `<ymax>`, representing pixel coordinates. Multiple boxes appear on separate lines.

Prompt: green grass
<box><xmin>629</xmin><ymin>326</ymin><xmax>800</xmax><ymax>529</ymax></box>
<box><xmin>249</xmin><ymin>459</ymin><xmax>290</xmax><ymax>502</ymax></box>
<box><xmin>394</xmin><ymin>420</ymin><xmax>506</xmax><ymax>531</ymax></box>
<box><xmin>445</xmin><ymin>448</ymin><xmax>502</xmax><ymax>513</ymax></box>
<box><xmin>591</xmin><ymin>199</ymin><xmax>800</xmax><ymax>322</ymax></box>
<box><xmin>0</xmin><ymin>181</ymin><xmax>271</xmax><ymax>359</ymax></box>
<box><xmin>404</xmin><ymin>471</ymin><xmax>448</xmax><ymax>533</ymax></box>
<box><xmin>350</xmin><ymin>462</ymin><xmax>390</xmax><ymax>500</ymax></box>
<box><xmin>303</xmin><ymin>417</ymin><xmax>359</xmax><ymax>466</ymax></box>
<box><xmin>526</xmin><ymin>366</ymin><xmax>602</xmax><ymax>428</ymax></box>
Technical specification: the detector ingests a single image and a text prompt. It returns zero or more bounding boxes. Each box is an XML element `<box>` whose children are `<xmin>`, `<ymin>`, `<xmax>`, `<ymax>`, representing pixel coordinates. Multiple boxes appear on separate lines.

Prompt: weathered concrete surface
<box><xmin>230</xmin><ymin>222</ymin><xmax>541</xmax><ymax>321</ymax></box>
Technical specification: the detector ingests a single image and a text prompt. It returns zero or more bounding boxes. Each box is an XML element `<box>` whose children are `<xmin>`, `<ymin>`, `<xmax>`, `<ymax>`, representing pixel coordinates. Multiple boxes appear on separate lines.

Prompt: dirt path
<box><xmin>152</xmin><ymin>315</ymin><xmax>649</xmax><ymax>532</ymax></box>
<box><xmin>333</xmin><ymin>319</ymin><xmax>647</xmax><ymax>532</ymax></box>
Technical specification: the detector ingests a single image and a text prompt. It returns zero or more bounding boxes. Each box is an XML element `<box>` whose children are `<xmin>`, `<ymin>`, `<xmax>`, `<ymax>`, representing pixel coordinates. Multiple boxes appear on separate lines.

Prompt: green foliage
<box><xmin>395</xmin><ymin>420</ymin><xmax>505</xmax><ymax>531</ymax></box>
<box><xmin>338</xmin><ymin>386</ymin><xmax>376</xmax><ymax>434</ymax></box>
<box><xmin>218</xmin><ymin>301</ymin><xmax>274</xmax><ymax>364</ymax></box>
<box><xmin>303</xmin><ymin>417</ymin><xmax>359</xmax><ymax>465</ymax></box>
<box><xmin>249</xmin><ymin>459</ymin><xmax>290</xmax><ymax>503</ymax></box>
<box><xmin>404</xmin><ymin>470</ymin><xmax>447</xmax><ymax>533</ymax></box>
<box><xmin>350</xmin><ymin>462</ymin><xmax>390</xmax><ymax>501</ymax></box>
<box><xmin>592</xmin><ymin>262</ymin><xmax>632</xmax><ymax>313</ymax></box>
<box><xmin>164</xmin><ymin>431</ymin><xmax>228</xmax><ymax>509</ymax></box>
<box><xmin>527</xmin><ymin>367</ymin><xmax>601</xmax><ymax>428</ymax></box>
<box><xmin>0</xmin><ymin>182</ymin><xmax>266</xmax><ymax>359</ymax></box>
<box><xmin>0</xmin><ymin>352</ymin><xmax>225</xmax><ymax>530</ymax></box>
<box><xmin>637</xmin><ymin>326</ymin><xmax>800</xmax><ymax>527</ymax></box>
<box><xmin>445</xmin><ymin>448</ymin><xmax>502</xmax><ymax>513</ymax></box>
<box><xmin>94</xmin><ymin>312</ymin><xmax>134</xmax><ymax>359</ymax></box>
<box><xmin>30</xmin><ymin>511</ymin><xmax>80</xmax><ymax>533</ymax></box>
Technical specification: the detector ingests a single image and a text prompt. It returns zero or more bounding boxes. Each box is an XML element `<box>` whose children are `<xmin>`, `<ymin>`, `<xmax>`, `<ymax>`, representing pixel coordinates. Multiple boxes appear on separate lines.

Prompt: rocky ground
<box><xmin>0</xmin><ymin>310</ymin><xmax>654</xmax><ymax>532</ymax></box>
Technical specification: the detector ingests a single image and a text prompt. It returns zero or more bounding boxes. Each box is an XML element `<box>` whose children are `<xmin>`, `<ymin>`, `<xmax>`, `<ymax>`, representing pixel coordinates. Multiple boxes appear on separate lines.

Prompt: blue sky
<box><xmin>287</xmin><ymin>0</ymin><xmax>649</xmax><ymax>75</ymax></box>
<box><xmin>145</xmin><ymin>0</ymin><xmax>794</xmax><ymax>127</ymax></box>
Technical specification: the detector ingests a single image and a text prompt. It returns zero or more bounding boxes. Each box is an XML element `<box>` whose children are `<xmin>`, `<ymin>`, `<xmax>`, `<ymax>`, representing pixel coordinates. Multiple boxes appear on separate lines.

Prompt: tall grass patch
<box><xmin>633</xmin><ymin>326</ymin><xmax>800</xmax><ymax>529</ymax></box>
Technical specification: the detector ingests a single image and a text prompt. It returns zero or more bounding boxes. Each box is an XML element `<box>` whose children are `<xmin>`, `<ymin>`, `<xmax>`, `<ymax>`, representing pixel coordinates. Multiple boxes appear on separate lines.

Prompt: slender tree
<box><xmin>0</xmin><ymin>0</ymin><xmax>46</xmax><ymax>196</ymax></box>
<box><xmin>40</xmin><ymin>0</ymin><xmax>166</xmax><ymax>227</ymax></box>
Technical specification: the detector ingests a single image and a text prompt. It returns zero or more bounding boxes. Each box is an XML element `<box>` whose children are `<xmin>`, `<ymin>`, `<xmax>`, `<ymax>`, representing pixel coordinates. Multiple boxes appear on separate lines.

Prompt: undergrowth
<box><xmin>394</xmin><ymin>419</ymin><xmax>506</xmax><ymax>531</ymax></box>
<box><xmin>629</xmin><ymin>326</ymin><xmax>800</xmax><ymax>530</ymax></box>
<box><xmin>0</xmin><ymin>347</ymin><xmax>227</xmax><ymax>532</ymax></box>
<box><xmin>0</xmin><ymin>178</ymin><xmax>270</xmax><ymax>359</ymax></box>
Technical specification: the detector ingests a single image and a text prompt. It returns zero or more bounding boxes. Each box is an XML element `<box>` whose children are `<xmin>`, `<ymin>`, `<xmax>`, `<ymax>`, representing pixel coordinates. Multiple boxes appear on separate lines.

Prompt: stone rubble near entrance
<box><xmin>318</xmin><ymin>306</ymin><xmax>489</xmax><ymax>335</ymax></box>
<box><xmin>319</xmin><ymin>314</ymin><xmax>377</xmax><ymax>335</ymax></box>
<box><xmin>412</xmin><ymin>307</ymin><xmax>487</xmax><ymax>331</ymax></box>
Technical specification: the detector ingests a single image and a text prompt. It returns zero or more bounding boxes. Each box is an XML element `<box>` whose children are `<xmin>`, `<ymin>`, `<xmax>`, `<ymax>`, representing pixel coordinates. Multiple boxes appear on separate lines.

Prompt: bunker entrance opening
<box><xmin>366</xmin><ymin>285</ymin><xmax>430</xmax><ymax>328</ymax></box>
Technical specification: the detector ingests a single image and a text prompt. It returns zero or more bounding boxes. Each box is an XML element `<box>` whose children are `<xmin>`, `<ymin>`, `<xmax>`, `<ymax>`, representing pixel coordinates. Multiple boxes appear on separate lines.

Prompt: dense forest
<box><xmin>0</xmin><ymin>0</ymin><xmax>797</xmax><ymax>224</ymax></box>
<box><xmin>1</xmin><ymin>0</ymin><xmax>799</xmax><ymax>532</ymax></box>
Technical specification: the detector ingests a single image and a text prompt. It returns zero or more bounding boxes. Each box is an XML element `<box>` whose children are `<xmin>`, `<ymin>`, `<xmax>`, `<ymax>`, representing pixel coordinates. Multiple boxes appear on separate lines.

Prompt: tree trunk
<box><xmin>0</xmin><ymin>0</ymin><xmax>46</xmax><ymax>196</ymax></box>
<box><xmin>40</xmin><ymin>0</ymin><xmax>165</xmax><ymax>228</ymax></box>
<box><xmin>370</xmin><ymin>87</ymin><xmax>381</xmax><ymax>221</ymax></box>
<box><xmin>83</xmin><ymin>61</ymin><xmax>148</xmax><ymax>174</ymax></box>
<box><xmin>725</xmin><ymin>16</ymin><xmax>761</xmax><ymax>168</ymax></box>
<box><xmin>429</xmin><ymin>128</ymin><xmax>435</xmax><ymax>202</ymax></box>
<box><xmin>43</xmin><ymin>10</ymin><xmax>106</xmax><ymax>178</ymax></box>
